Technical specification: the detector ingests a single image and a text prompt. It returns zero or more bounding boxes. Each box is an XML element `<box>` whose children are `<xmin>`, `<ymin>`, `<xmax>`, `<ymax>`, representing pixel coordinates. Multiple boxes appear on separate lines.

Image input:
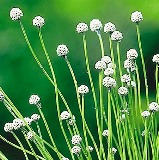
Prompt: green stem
<box><xmin>143</xmin><ymin>120</ymin><xmax>148</xmax><ymax>160</ymax></box>
<box><xmin>117</xmin><ymin>42</ymin><xmax>122</xmax><ymax>79</ymax></box>
<box><xmin>155</xmin><ymin>65</ymin><xmax>158</xmax><ymax>101</ymax></box>
<box><xmin>97</xmin><ymin>33</ymin><xmax>105</xmax><ymax>57</ymax></box>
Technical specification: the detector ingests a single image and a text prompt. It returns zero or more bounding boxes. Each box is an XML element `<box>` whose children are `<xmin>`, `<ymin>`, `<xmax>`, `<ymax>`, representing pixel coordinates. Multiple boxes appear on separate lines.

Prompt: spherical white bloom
<box><xmin>4</xmin><ymin>123</ymin><xmax>14</xmax><ymax>132</ymax></box>
<box><xmin>71</xmin><ymin>146</ymin><xmax>81</xmax><ymax>155</ymax></box>
<box><xmin>104</xmin><ymin>22</ymin><xmax>116</xmax><ymax>33</ymax></box>
<box><xmin>104</xmin><ymin>68</ymin><xmax>114</xmax><ymax>76</ymax></box>
<box><xmin>127</xmin><ymin>49</ymin><xmax>138</xmax><ymax>60</ymax></box>
<box><xmin>62</xmin><ymin>157</ymin><xmax>69</xmax><ymax>160</ymax></box>
<box><xmin>141</xmin><ymin>110</ymin><xmax>150</xmax><ymax>118</ymax></box>
<box><xmin>149</xmin><ymin>102</ymin><xmax>159</xmax><ymax>112</ymax></box>
<box><xmin>110</xmin><ymin>147</ymin><xmax>117</xmax><ymax>154</ymax></box>
<box><xmin>120</xmin><ymin>114</ymin><xmax>126</xmax><ymax>121</ymax></box>
<box><xmin>95</xmin><ymin>60</ymin><xmax>106</xmax><ymax>70</ymax></box>
<box><xmin>103</xmin><ymin>77</ymin><xmax>116</xmax><ymax>88</ymax></box>
<box><xmin>86</xmin><ymin>146</ymin><xmax>94</xmax><ymax>152</ymax></box>
<box><xmin>60</xmin><ymin>111</ymin><xmax>70</xmax><ymax>120</ymax></box>
<box><xmin>124</xmin><ymin>59</ymin><xmax>134</xmax><ymax>69</ymax></box>
<box><xmin>68</xmin><ymin>115</ymin><xmax>76</xmax><ymax>125</ymax></box>
<box><xmin>121</xmin><ymin>74</ymin><xmax>131</xmax><ymax>83</ymax></box>
<box><xmin>76</xmin><ymin>22</ymin><xmax>88</xmax><ymax>33</ymax></box>
<box><xmin>23</xmin><ymin>117</ymin><xmax>32</xmax><ymax>126</ymax></box>
<box><xmin>90</xmin><ymin>19</ymin><xmax>102</xmax><ymax>32</ymax></box>
<box><xmin>111</xmin><ymin>31</ymin><xmax>123</xmax><ymax>42</ymax></box>
<box><xmin>131</xmin><ymin>11</ymin><xmax>143</xmax><ymax>23</ymax></box>
<box><xmin>101</xmin><ymin>56</ymin><xmax>112</xmax><ymax>64</ymax></box>
<box><xmin>0</xmin><ymin>91</ymin><xmax>5</xmax><ymax>101</ymax></box>
<box><xmin>27</xmin><ymin>131</ymin><xmax>35</xmax><ymax>140</ymax></box>
<box><xmin>10</xmin><ymin>8</ymin><xmax>23</xmax><ymax>21</ymax></box>
<box><xmin>102</xmin><ymin>129</ymin><xmax>109</xmax><ymax>137</ymax></box>
<box><xmin>108</xmin><ymin>63</ymin><xmax>116</xmax><ymax>69</ymax></box>
<box><xmin>31</xmin><ymin>113</ymin><xmax>40</xmax><ymax>122</ymax></box>
<box><xmin>78</xmin><ymin>85</ymin><xmax>89</xmax><ymax>94</ymax></box>
<box><xmin>33</xmin><ymin>16</ymin><xmax>45</xmax><ymax>28</ymax></box>
<box><xmin>127</xmin><ymin>81</ymin><xmax>136</xmax><ymax>88</ymax></box>
<box><xmin>56</xmin><ymin>44</ymin><xmax>69</xmax><ymax>57</ymax></box>
<box><xmin>29</xmin><ymin>95</ymin><xmax>40</xmax><ymax>105</ymax></box>
<box><xmin>71</xmin><ymin>135</ymin><xmax>82</xmax><ymax>145</ymax></box>
<box><xmin>118</xmin><ymin>87</ymin><xmax>128</xmax><ymax>96</ymax></box>
<box><xmin>152</xmin><ymin>54</ymin><xmax>159</xmax><ymax>64</ymax></box>
<box><xmin>13</xmin><ymin>118</ymin><xmax>23</xmax><ymax>130</ymax></box>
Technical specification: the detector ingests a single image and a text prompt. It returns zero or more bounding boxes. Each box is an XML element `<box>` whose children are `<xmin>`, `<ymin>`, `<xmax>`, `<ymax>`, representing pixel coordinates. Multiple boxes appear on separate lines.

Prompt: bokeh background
<box><xmin>0</xmin><ymin>0</ymin><xmax>159</xmax><ymax>159</ymax></box>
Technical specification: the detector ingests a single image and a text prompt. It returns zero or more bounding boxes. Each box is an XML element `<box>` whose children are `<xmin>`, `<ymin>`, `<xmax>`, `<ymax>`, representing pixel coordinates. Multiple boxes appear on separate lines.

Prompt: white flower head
<box><xmin>121</xmin><ymin>74</ymin><xmax>131</xmax><ymax>83</ymax></box>
<box><xmin>68</xmin><ymin>115</ymin><xmax>76</xmax><ymax>125</ymax></box>
<box><xmin>127</xmin><ymin>49</ymin><xmax>138</xmax><ymax>60</ymax></box>
<box><xmin>104</xmin><ymin>68</ymin><xmax>114</xmax><ymax>76</ymax></box>
<box><xmin>56</xmin><ymin>44</ymin><xmax>69</xmax><ymax>57</ymax></box>
<box><xmin>71</xmin><ymin>135</ymin><xmax>82</xmax><ymax>145</ymax></box>
<box><xmin>90</xmin><ymin>19</ymin><xmax>102</xmax><ymax>32</ymax></box>
<box><xmin>120</xmin><ymin>114</ymin><xmax>126</xmax><ymax>122</ymax></box>
<box><xmin>95</xmin><ymin>60</ymin><xmax>106</xmax><ymax>70</ymax></box>
<box><xmin>152</xmin><ymin>54</ymin><xmax>159</xmax><ymax>64</ymax></box>
<box><xmin>29</xmin><ymin>94</ymin><xmax>40</xmax><ymax>106</ymax></box>
<box><xmin>60</xmin><ymin>111</ymin><xmax>70</xmax><ymax>120</ymax></box>
<box><xmin>0</xmin><ymin>91</ymin><xmax>5</xmax><ymax>101</ymax></box>
<box><xmin>62</xmin><ymin>157</ymin><xmax>69</xmax><ymax>160</ymax></box>
<box><xmin>104</xmin><ymin>22</ymin><xmax>116</xmax><ymax>33</ymax></box>
<box><xmin>111</xmin><ymin>31</ymin><xmax>123</xmax><ymax>42</ymax></box>
<box><xmin>101</xmin><ymin>56</ymin><xmax>112</xmax><ymax>64</ymax></box>
<box><xmin>108</xmin><ymin>63</ymin><xmax>116</xmax><ymax>69</ymax></box>
<box><xmin>131</xmin><ymin>11</ymin><xmax>143</xmax><ymax>23</ymax></box>
<box><xmin>149</xmin><ymin>102</ymin><xmax>159</xmax><ymax>112</ymax></box>
<box><xmin>23</xmin><ymin>117</ymin><xmax>32</xmax><ymax>126</ymax></box>
<box><xmin>127</xmin><ymin>81</ymin><xmax>136</xmax><ymax>88</ymax></box>
<box><xmin>10</xmin><ymin>8</ymin><xmax>23</xmax><ymax>21</ymax></box>
<box><xmin>124</xmin><ymin>59</ymin><xmax>135</xmax><ymax>69</ymax></box>
<box><xmin>78</xmin><ymin>85</ymin><xmax>89</xmax><ymax>94</ymax></box>
<box><xmin>27</xmin><ymin>131</ymin><xmax>35</xmax><ymax>140</ymax></box>
<box><xmin>33</xmin><ymin>16</ymin><xmax>45</xmax><ymax>28</ymax></box>
<box><xmin>102</xmin><ymin>129</ymin><xmax>109</xmax><ymax>137</ymax></box>
<box><xmin>110</xmin><ymin>147</ymin><xmax>117</xmax><ymax>155</ymax></box>
<box><xmin>118</xmin><ymin>87</ymin><xmax>128</xmax><ymax>96</ymax></box>
<box><xmin>13</xmin><ymin>118</ymin><xmax>23</xmax><ymax>130</ymax></box>
<box><xmin>86</xmin><ymin>146</ymin><xmax>94</xmax><ymax>152</ymax></box>
<box><xmin>4</xmin><ymin>123</ymin><xmax>14</xmax><ymax>132</ymax></box>
<box><xmin>31</xmin><ymin>113</ymin><xmax>40</xmax><ymax>122</ymax></box>
<box><xmin>141</xmin><ymin>110</ymin><xmax>150</xmax><ymax>118</ymax></box>
<box><xmin>71</xmin><ymin>146</ymin><xmax>81</xmax><ymax>155</ymax></box>
<box><xmin>103</xmin><ymin>77</ymin><xmax>116</xmax><ymax>88</ymax></box>
<box><xmin>76</xmin><ymin>22</ymin><xmax>88</xmax><ymax>33</ymax></box>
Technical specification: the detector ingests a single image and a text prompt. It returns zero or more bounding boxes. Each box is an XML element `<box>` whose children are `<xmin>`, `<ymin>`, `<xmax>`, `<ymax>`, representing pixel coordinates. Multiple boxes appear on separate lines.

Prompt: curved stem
<box><xmin>117</xmin><ymin>42</ymin><xmax>122</xmax><ymax>80</ymax></box>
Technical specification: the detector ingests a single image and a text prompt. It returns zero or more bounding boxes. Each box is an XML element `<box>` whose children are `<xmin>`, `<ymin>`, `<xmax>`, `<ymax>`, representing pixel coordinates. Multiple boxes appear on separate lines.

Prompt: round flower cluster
<box><xmin>141</xmin><ymin>110</ymin><xmax>150</xmax><ymax>118</ymax></box>
<box><xmin>149</xmin><ymin>102</ymin><xmax>159</xmax><ymax>112</ymax></box>
<box><xmin>10</xmin><ymin>8</ymin><xmax>23</xmax><ymax>21</ymax></box>
<box><xmin>33</xmin><ymin>16</ymin><xmax>45</xmax><ymax>28</ymax></box>
<box><xmin>31</xmin><ymin>113</ymin><xmax>40</xmax><ymax>122</ymax></box>
<box><xmin>27</xmin><ymin>131</ymin><xmax>35</xmax><ymax>140</ymax></box>
<box><xmin>71</xmin><ymin>135</ymin><xmax>82</xmax><ymax>145</ymax></box>
<box><xmin>95</xmin><ymin>60</ymin><xmax>106</xmax><ymax>70</ymax></box>
<box><xmin>152</xmin><ymin>54</ymin><xmax>159</xmax><ymax>64</ymax></box>
<box><xmin>4</xmin><ymin>123</ymin><xmax>14</xmax><ymax>132</ymax></box>
<box><xmin>90</xmin><ymin>19</ymin><xmax>102</xmax><ymax>32</ymax></box>
<box><xmin>110</xmin><ymin>147</ymin><xmax>117</xmax><ymax>155</ymax></box>
<box><xmin>71</xmin><ymin>146</ymin><xmax>81</xmax><ymax>155</ymax></box>
<box><xmin>23</xmin><ymin>117</ymin><xmax>32</xmax><ymax>126</ymax></box>
<box><xmin>108</xmin><ymin>63</ymin><xmax>116</xmax><ymax>69</ymax></box>
<box><xmin>127</xmin><ymin>81</ymin><xmax>136</xmax><ymax>88</ymax></box>
<box><xmin>86</xmin><ymin>146</ymin><xmax>94</xmax><ymax>152</ymax></box>
<box><xmin>29</xmin><ymin>94</ymin><xmax>40</xmax><ymax>106</ymax></box>
<box><xmin>104</xmin><ymin>68</ymin><xmax>114</xmax><ymax>76</ymax></box>
<box><xmin>104</xmin><ymin>22</ymin><xmax>116</xmax><ymax>33</ymax></box>
<box><xmin>102</xmin><ymin>129</ymin><xmax>109</xmax><ymax>137</ymax></box>
<box><xmin>118</xmin><ymin>87</ymin><xmax>128</xmax><ymax>96</ymax></box>
<box><xmin>78</xmin><ymin>85</ymin><xmax>89</xmax><ymax>94</ymax></box>
<box><xmin>121</xmin><ymin>74</ymin><xmax>131</xmax><ymax>83</ymax></box>
<box><xmin>126</xmin><ymin>49</ymin><xmax>138</xmax><ymax>60</ymax></box>
<box><xmin>101</xmin><ymin>56</ymin><xmax>112</xmax><ymax>64</ymax></box>
<box><xmin>56</xmin><ymin>44</ymin><xmax>69</xmax><ymax>57</ymax></box>
<box><xmin>131</xmin><ymin>11</ymin><xmax>143</xmax><ymax>23</ymax></box>
<box><xmin>76</xmin><ymin>22</ymin><xmax>88</xmax><ymax>33</ymax></box>
<box><xmin>13</xmin><ymin>118</ymin><xmax>24</xmax><ymax>130</ymax></box>
<box><xmin>124</xmin><ymin>59</ymin><xmax>135</xmax><ymax>72</ymax></box>
<box><xmin>68</xmin><ymin>115</ymin><xmax>76</xmax><ymax>125</ymax></box>
<box><xmin>111</xmin><ymin>31</ymin><xmax>123</xmax><ymax>42</ymax></box>
<box><xmin>0</xmin><ymin>91</ymin><xmax>5</xmax><ymax>101</ymax></box>
<box><xmin>103</xmin><ymin>77</ymin><xmax>116</xmax><ymax>88</ymax></box>
<box><xmin>60</xmin><ymin>111</ymin><xmax>70</xmax><ymax>120</ymax></box>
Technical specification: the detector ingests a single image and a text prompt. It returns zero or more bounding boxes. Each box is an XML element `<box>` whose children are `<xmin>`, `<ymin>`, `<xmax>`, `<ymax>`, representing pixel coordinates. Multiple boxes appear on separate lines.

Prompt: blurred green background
<box><xmin>0</xmin><ymin>0</ymin><xmax>159</xmax><ymax>159</ymax></box>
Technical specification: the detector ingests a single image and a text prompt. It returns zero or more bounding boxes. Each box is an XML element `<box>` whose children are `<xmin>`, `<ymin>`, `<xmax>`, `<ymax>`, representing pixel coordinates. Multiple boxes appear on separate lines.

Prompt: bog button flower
<box><xmin>76</xmin><ymin>22</ymin><xmax>88</xmax><ymax>33</ymax></box>
<box><xmin>33</xmin><ymin>16</ymin><xmax>45</xmax><ymax>28</ymax></box>
<box><xmin>111</xmin><ymin>31</ymin><xmax>123</xmax><ymax>42</ymax></box>
<box><xmin>104</xmin><ymin>68</ymin><xmax>114</xmax><ymax>76</ymax></box>
<box><xmin>86</xmin><ymin>146</ymin><xmax>94</xmax><ymax>152</ymax></box>
<box><xmin>13</xmin><ymin>118</ymin><xmax>24</xmax><ymax>130</ymax></box>
<box><xmin>56</xmin><ymin>44</ymin><xmax>69</xmax><ymax>57</ymax></box>
<box><xmin>141</xmin><ymin>110</ymin><xmax>150</xmax><ymax>118</ymax></box>
<box><xmin>101</xmin><ymin>56</ymin><xmax>112</xmax><ymax>64</ymax></box>
<box><xmin>149</xmin><ymin>102</ymin><xmax>159</xmax><ymax>112</ymax></box>
<box><xmin>71</xmin><ymin>135</ymin><xmax>82</xmax><ymax>145</ymax></box>
<box><xmin>102</xmin><ymin>129</ymin><xmax>109</xmax><ymax>137</ymax></box>
<box><xmin>71</xmin><ymin>146</ymin><xmax>81</xmax><ymax>155</ymax></box>
<box><xmin>103</xmin><ymin>77</ymin><xmax>116</xmax><ymax>88</ymax></box>
<box><xmin>152</xmin><ymin>54</ymin><xmax>159</xmax><ymax>64</ymax></box>
<box><xmin>126</xmin><ymin>49</ymin><xmax>138</xmax><ymax>60</ymax></box>
<box><xmin>104</xmin><ymin>22</ymin><xmax>116</xmax><ymax>33</ymax></box>
<box><xmin>121</xmin><ymin>74</ymin><xmax>131</xmax><ymax>83</ymax></box>
<box><xmin>95</xmin><ymin>60</ymin><xmax>106</xmax><ymax>70</ymax></box>
<box><xmin>78</xmin><ymin>85</ymin><xmax>89</xmax><ymax>94</ymax></box>
<box><xmin>131</xmin><ymin>11</ymin><xmax>143</xmax><ymax>23</ymax></box>
<box><xmin>118</xmin><ymin>87</ymin><xmax>128</xmax><ymax>96</ymax></box>
<box><xmin>29</xmin><ymin>94</ymin><xmax>40</xmax><ymax>106</ymax></box>
<box><xmin>90</xmin><ymin>19</ymin><xmax>102</xmax><ymax>32</ymax></box>
<box><xmin>4</xmin><ymin>123</ymin><xmax>14</xmax><ymax>132</ymax></box>
<box><xmin>60</xmin><ymin>111</ymin><xmax>70</xmax><ymax>120</ymax></box>
<box><xmin>0</xmin><ymin>91</ymin><xmax>5</xmax><ymax>101</ymax></box>
<box><xmin>10</xmin><ymin>8</ymin><xmax>23</xmax><ymax>21</ymax></box>
<box><xmin>27</xmin><ymin>131</ymin><xmax>35</xmax><ymax>140</ymax></box>
<box><xmin>31</xmin><ymin>113</ymin><xmax>40</xmax><ymax>122</ymax></box>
